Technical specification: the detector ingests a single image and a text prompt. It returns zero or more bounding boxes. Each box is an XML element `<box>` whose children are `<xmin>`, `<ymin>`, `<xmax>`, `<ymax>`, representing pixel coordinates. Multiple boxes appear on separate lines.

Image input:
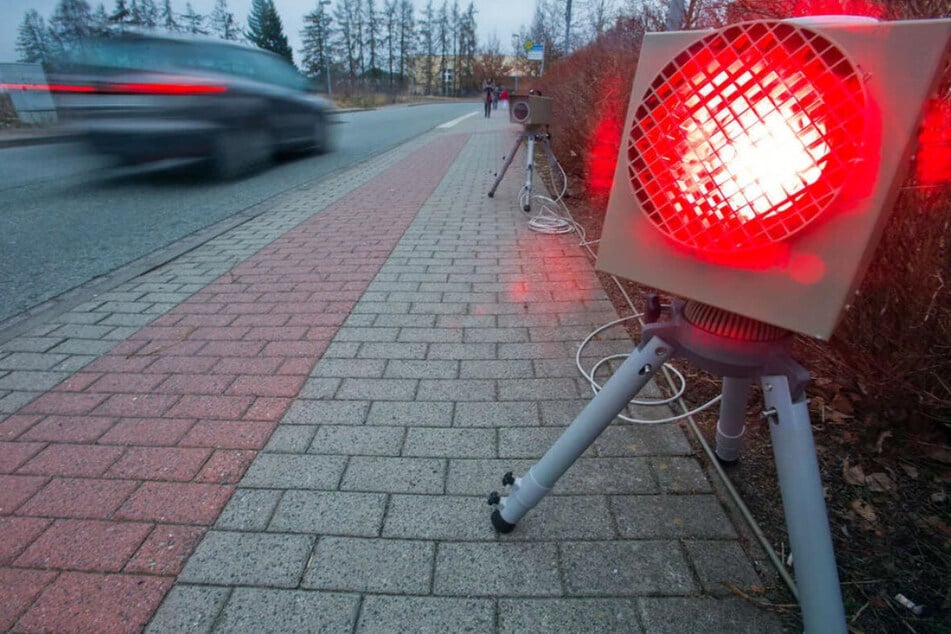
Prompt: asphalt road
<box><xmin>0</xmin><ymin>102</ymin><xmax>479</xmax><ymax>326</ymax></box>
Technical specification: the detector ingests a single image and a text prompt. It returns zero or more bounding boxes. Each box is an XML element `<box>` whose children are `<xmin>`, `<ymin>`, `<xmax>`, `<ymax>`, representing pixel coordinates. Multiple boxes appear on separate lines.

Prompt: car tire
<box><xmin>311</xmin><ymin>114</ymin><xmax>329</xmax><ymax>155</ymax></box>
<box><xmin>211</xmin><ymin>127</ymin><xmax>272</xmax><ymax>180</ymax></box>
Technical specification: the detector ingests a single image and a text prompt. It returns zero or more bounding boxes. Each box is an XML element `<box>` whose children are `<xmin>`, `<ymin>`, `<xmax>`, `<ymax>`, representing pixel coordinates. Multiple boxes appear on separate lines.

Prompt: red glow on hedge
<box><xmin>788</xmin><ymin>0</ymin><xmax>884</xmax><ymax>18</ymax></box>
<box><xmin>586</xmin><ymin>113</ymin><xmax>623</xmax><ymax>197</ymax></box>
<box><xmin>915</xmin><ymin>98</ymin><xmax>951</xmax><ymax>186</ymax></box>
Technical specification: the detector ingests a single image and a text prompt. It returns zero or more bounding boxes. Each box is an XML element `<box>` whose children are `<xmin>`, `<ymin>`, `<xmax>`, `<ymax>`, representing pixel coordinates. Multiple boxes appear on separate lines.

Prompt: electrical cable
<box><xmin>522</xmin><ymin>139</ymin><xmax>801</xmax><ymax>601</ymax></box>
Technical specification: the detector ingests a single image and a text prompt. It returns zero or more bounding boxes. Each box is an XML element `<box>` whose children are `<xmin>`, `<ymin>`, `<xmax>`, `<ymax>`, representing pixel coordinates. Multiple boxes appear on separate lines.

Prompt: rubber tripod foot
<box><xmin>488</xmin><ymin>192</ymin><xmax>494</xmax><ymax>198</ymax></box>
<box><xmin>491</xmin><ymin>509</ymin><xmax>516</xmax><ymax>534</ymax></box>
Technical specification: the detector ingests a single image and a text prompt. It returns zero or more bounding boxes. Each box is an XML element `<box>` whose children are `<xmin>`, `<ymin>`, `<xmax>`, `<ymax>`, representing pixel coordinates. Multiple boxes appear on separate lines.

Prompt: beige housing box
<box><xmin>509</xmin><ymin>94</ymin><xmax>553</xmax><ymax>126</ymax></box>
<box><xmin>596</xmin><ymin>18</ymin><xmax>951</xmax><ymax>339</ymax></box>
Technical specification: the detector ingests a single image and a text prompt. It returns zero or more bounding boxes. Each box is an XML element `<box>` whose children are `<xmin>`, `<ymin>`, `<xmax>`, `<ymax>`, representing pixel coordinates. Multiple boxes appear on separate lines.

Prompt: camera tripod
<box><xmin>487</xmin><ymin>299</ymin><xmax>846</xmax><ymax>634</ymax></box>
<box><xmin>487</xmin><ymin>127</ymin><xmax>558</xmax><ymax>212</ymax></box>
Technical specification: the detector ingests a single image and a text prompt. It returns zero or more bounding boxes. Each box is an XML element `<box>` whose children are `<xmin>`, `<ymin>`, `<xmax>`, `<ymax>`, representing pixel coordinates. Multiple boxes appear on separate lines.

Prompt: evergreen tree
<box><xmin>384</xmin><ymin>0</ymin><xmax>398</xmax><ymax>85</ymax></box>
<box><xmin>109</xmin><ymin>0</ymin><xmax>131</xmax><ymax>26</ymax></box>
<box><xmin>246</xmin><ymin>0</ymin><xmax>293</xmax><ymax>63</ymax></box>
<box><xmin>50</xmin><ymin>0</ymin><xmax>93</xmax><ymax>54</ymax></box>
<box><xmin>210</xmin><ymin>0</ymin><xmax>240</xmax><ymax>40</ymax></box>
<box><xmin>90</xmin><ymin>3</ymin><xmax>111</xmax><ymax>35</ymax></box>
<box><xmin>134</xmin><ymin>0</ymin><xmax>159</xmax><ymax>27</ymax></box>
<box><xmin>300</xmin><ymin>0</ymin><xmax>333</xmax><ymax>80</ymax></box>
<box><xmin>398</xmin><ymin>0</ymin><xmax>415</xmax><ymax>88</ymax></box>
<box><xmin>159</xmin><ymin>0</ymin><xmax>180</xmax><ymax>31</ymax></box>
<box><xmin>419</xmin><ymin>0</ymin><xmax>435</xmax><ymax>94</ymax></box>
<box><xmin>182</xmin><ymin>2</ymin><xmax>207</xmax><ymax>34</ymax></box>
<box><xmin>15</xmin><ymin>10</ymin><xmax>51</xmax><ymax>63</ymax></box>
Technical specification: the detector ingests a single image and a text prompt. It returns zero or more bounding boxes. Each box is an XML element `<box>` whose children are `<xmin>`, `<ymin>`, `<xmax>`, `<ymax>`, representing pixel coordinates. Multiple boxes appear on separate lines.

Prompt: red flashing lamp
<box><xmin>597</xmin><ymin>18</ymin><xmax>951</xmax><ymax>338</ymax></box>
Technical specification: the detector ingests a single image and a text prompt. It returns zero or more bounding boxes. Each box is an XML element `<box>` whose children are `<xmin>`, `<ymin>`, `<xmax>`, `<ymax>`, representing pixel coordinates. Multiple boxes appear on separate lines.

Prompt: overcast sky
<box><xmin>0</xmin><ymin>0</ymin><xmax>538</xmax><ymax>63</ymax></box>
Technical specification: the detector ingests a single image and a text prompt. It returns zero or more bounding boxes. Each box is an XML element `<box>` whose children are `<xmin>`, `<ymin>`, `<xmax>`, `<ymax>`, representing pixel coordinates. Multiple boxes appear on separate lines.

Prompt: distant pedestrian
<box><xmin>492</xmin><ymin>85</ymin><xmax>500</xmax><ymax>110</ymax></box>
<box><xmin>499</xmin><ymin>87</ymin><xmax>508</xmax><ymax>111</ymax></box>
<box><xmin>484</xmin><ymin>83</ymin><xmax>493</xmax><ymax>118</ymax></box>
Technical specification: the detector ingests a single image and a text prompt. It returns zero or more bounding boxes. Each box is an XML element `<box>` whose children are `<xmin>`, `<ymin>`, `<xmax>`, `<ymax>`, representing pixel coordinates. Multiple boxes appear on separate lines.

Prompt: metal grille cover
<box><xmin>628</xmin><ymin>21</ymin><xmax>867</xmax><ymax>253</ymax></box>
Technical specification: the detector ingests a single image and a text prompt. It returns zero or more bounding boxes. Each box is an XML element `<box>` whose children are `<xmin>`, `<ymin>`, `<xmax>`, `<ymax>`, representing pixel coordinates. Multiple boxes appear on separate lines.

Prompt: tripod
<box><xmin>487</xmin><ymin>299</ymin><xmax>847</xmax><ymax>634</ymax></box>
<box><xmin>487</xmin><ymin>127</ymin><xmax>558</xmax><ymax>212</ymax></box>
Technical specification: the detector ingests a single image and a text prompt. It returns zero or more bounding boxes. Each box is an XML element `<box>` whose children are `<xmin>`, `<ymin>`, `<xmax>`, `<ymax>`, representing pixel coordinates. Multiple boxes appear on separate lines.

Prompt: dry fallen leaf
<box><xmin>866</xmin><ymin>472</ymin><xmax>896</xmax><ymax>494</ymax></box>
<box><xmin>843</xmin><ymin>458</ymin><xmax>866</xmax><ymax>486</ymax></box>
<box><xmin>875</xmin><ymin>430</ymin><xmax>893</xmax><ymax>454</ymax></box>
<box><xmin>899</xmin><ymin>463</ymin><xmax>919</xmax><ymax>480</ymax></box>
<box><xmin>851</xmin><ymin>499</ymin><xmax>878</xmax><ymax>523</ymax></box>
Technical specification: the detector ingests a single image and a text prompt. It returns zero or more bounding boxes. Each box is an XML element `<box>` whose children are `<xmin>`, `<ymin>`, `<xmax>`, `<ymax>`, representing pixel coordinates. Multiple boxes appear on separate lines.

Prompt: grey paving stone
<box><xmin>263</xmin><ymin>425</ymin><xmax>317</xmax><ymax>453</ymax></box>
<box><xmin>48</xmin><ymin>339</ymin><xmax>118</xmax><ymax>356</ymax></box>
<box><xmin>560</xmin><ymin>540</ymin><xmax>695</xmax><ymax>595</ymax></box>
<box><xmin>0</xmin><ymin>338</ymin><xmax>65</xmax><ymax>353</ymax></box>
<box><xmin>373</xmin><ymin>313</ymin><xmax>437</xmax><ymax>328</ymax></box>
<box><xmin>295</xmin><ymin>378</ymin><xmax>341</xmax><ymax>400</ymax></box>
<box><xmin>684</xmin><ymin>540</ymin><xmax>766</xmax><ymax>595</ymax></box>
<box><xmin>357</xmin><ymin>342</ymin><xmax>428</xmax><ymax>359</ymax></box>
<box><xmin>637</xmin><ymin>597</ymin><xmax>785</xmax><ymax>633</ymax></box>
<box><xmin>498</xmin><ymin>598</ymin><xmax>643</xmax><ymax>633</ymax></box>
<box><xmin>499</xmin><ymin>427</ymin><xmax>597</xmax><ymax>459</ymax></box>
<box><xmin>366</xmin><ymin>401</ymin><xmax>452</xmax><ymax>427</ymax></box>
<box><xmin>434</xmin><ymin>542</ymin><xmax>562</xmax><ymax>596</ymax></box>
<box><xmin>357</xmin><ymin>596</ymin><xmax>494</xmax><ymax>634</ymax></box>
<box><xmin>410</xmin><ymin>302</ymin><xmax>468</xmax><ymax>315</ymax></box>
<box><xmin>454</xmin><ymin>401</ymin><xmax>539</xmax><ymax>427</ymax></box>
<box><xmin>336</xmin><ymin>378</ymin><xmax>418</xmax><ymax>400</ymax></box>
<box><xmin>341</xmin><ymin>456</ymin><xmax>445</xmax><ymax>494</ymax></box>
<box><xmin>302</xmin><ymin>537</ymin><xmax>433</xmax><ymax>593</ymax></box>
<box><xmin>310</xmin><ymin>358</ymin><xmax>387</xmax><ymax>378</ymax></box>
<box><xmin>322</xmin><ymin>341</ymin><xmax>361</xmax><ymax>358</ymax></box>
<box><xmin>460</xmin><ymin>359</ymin><xmax>534</xmax><ymax>379</ymax></box>
<box><xmin>403</xmin><ymin>427</ymin><xmax>495</xmax><ymax>458</ymax></box>
<box><xmin>446</xmin><ymin>459</ymin><xmax>535</xmax><ymax>495</ymax></box>
<box><xmin>503</xmin><ymin>495</ymin><xmax>616</xmax><ymax>541</ymax></box>
<box><xmin>282</xmin><ymin>400</ymin><xmax>368</xmax><ymax>426</ymax></box>
<box><xmin>47</xmin><ymin>324</ymin><xmax>116</xmax><ymax>339</ymax></box>
<box><xmin>0</xmin><ymin>352</ymin><xmax>68</xmax><ymax>371</ymax></box>
<box><xmin>310</xmin><ymin>425</ymin><xmax>404</xmax><ymax>456</ymax></box>
<box><xmin>435</xmin><ymin>314</ymin><xmax>496</xmax><ymax>328</ymax></box>
<box><xmin>426</xmin><ymin>343</ymin><xmax>495</xmax><ymax>360</ymax></box>
<box><xmin>498</xmin><ymin>378</ymin><xmax>584</xmax><ymax>400</ymax></box>
<box><xmin>214</xmin><ymin>588</ymin><xmax>359</xmax><ymax>633</ymax></box>
<box><xmin>382</xmin><ymin>494</ymin><xmax>497</xmax><ymax>541</ymax></box>
<box><xmin>334</xmin><ymin>327</ymin><xmax>400</xmax><ymax>342</ymax></box>
<box><xmin>651</xmin><ymin>457</ymin><xmax>712</xmax><ymax>493</ymax></box>
<box><xmin>397</xmin><ymin>328</ymin><xmax>463</xmax><ymax>343</ymax></box>
<box><xmin>383</xmin><ymin>359</ymin><xmax>458</xmax><ymax>379</ymax></box>
<box><xmin>593</xmin><ymin>424</ymin><xmax>693</xmax><ymax>456</ymax></box>
<box><xmin>555</xmin><ymin>458</ymin><xmax>656</xmax><ymax>494</ymax></box>
<box><xmin>341</xmin><ymin>313</ymin><xmax>377</xmax><ymax>327</ymax></box>
<box><xmin>497</xmin><ymin>342</ymin><xmax>572</xmax><ymax>360</ymax></box>
<box><xmin>351</xmin><ymin>301</ymin><xmax>412</xmax><ymax>315</ymax></box>
<box><xmin>179</xmin><ymin>531</ymin><xmax>314</xmax><ymax>587</ymax></box>
<box><xmin>0</xmin><ymin>371</ymin><xmax>69</xmax><ymax>391</ymax></box>
<box><xmin>51</xmin><ymin>355</ymin><xmax>96</xmax><ymax>373</ymax></box>
<box><xmin>269</xmin><ymin>490</ymin><xmax>386</xmax><ymax>536</ymax></box>
<box><xmin>416</xmin><ymin>379</ymin><xmax>495</xmax><ymax>401</ymax></box>
<box><xmin>97</xmin><ymin>313</ymin><xmax>162</xmax><ymax>327</ymax></box>
<box><xmin>146</xmin><ymin>584</ymin><xmax>231</xmax><ymax>634</ymax></box>
<box><xmin>215</xmin><ymin>489</ymin><xmax>282</xmax><ymax>531</ymax></box>
<box><xmin>241</xmin><ymin>454</ymin><xmax>347</xmax><ymax>490</ymax></box>
<box><xmin>610</xmin><ymin>495</ymin><xmax>738</xmax><ymax>539</ymax></box>
<box><xmin>0</xmin><ymin>391</ymin><xmax>41</xmax><ymax>413</ymax></box>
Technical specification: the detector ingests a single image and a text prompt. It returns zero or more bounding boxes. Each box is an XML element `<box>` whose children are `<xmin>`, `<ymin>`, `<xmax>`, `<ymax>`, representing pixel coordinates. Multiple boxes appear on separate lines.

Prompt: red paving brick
<box><xmin>14</xmin><ymin>519</ymin><xmax>152</xmax><ymax>572</ymax></box>
<box><xmin>0</xmin><ymin>134</ymin><xmax>468</xmax><ymax>631</ymax></box>
<box><xmin>15</xmin><ymin>571</ymin><xmax>172</xmax><ymax>634</ymax></box>
<box><xmin>17</xmin><ymin>444</ymin><xmax>125</xmax><ymax>478</ymax></box>
<box><xmin>115</xmin><ymin>482</ymin><xmax>232</xmax><ymax>524</ymax></box>
<box><xmin>18</xmin><ymin>478</ymin><xmax>138</xmax><ymax>519</ymax></box>
<box><xmin>0</xmin><ymin>567</ymin><xmax>58</xmax><ymax>631</ymax></box>
<box><xmin>0</xmin><ymin>475</ymin><xmax>47</xmax><ymax>515</ymax></box>
<box><xmin>124</xmin><ymin>524</ymin><xmax>206</xmax><ymax>575</ymax></box>
<box><xmin>0</xmin><ymin>517</ymin><xmax>51</xmax><ymax>565</ymax></box>
<box><xmin>0</xmin><ymin>441</ymin><xmax>45</xmax><ymax>473</ymax></box>
<box><xmin>20</xmin><ymin>415</ymin><xmax>117</xmax><ymax>443</ymax></box>
<box><xmin>96</xmin><ymin>418</ymin><xmax>195</xmax><ymax>446</ymax></box>
<box><xmin>105</xmin><ymin>447</ymin><xmax>211</xmax><ymax>481</ymax></box>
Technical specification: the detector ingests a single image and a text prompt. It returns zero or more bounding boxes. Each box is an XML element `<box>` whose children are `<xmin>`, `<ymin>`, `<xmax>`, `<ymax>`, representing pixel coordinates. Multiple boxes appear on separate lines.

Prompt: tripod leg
<box><xmin>490</xmin><ymin>336</ymin><xmax>673</xmax><ymax>532</ymax></box>
<box><xmin>488</xmin><ymin>136</ymin><xmax>524</xmax><ymax>198</ymax></box>
<box><xmin>762</xmin><ymin>374</ymin><xmax>846</xmax><ymax>633</ymax></box>
<box><xmin>714</xmin><ymin>376</ymin><xmax>752</xmax><ymax>463</ymax></box>
<box><xmin>522</xmin><ymin>135</ymin><xmax>536</xmax><ymax>212</ymax></box>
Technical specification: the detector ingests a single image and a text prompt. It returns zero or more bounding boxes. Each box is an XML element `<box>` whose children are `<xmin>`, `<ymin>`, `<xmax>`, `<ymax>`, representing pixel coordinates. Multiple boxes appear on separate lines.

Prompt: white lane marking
<box><xmin>437</xmin><ymin>112</ymin><xmax>479</xmax><ymax>128</ymax></box>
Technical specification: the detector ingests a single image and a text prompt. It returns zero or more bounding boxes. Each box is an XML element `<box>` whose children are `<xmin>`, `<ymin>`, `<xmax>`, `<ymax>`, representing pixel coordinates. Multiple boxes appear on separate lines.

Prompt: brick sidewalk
<box><xmin>1</xmin><ymin>113</ymin><xmax>787</xmax><ymax>633</ymax></box>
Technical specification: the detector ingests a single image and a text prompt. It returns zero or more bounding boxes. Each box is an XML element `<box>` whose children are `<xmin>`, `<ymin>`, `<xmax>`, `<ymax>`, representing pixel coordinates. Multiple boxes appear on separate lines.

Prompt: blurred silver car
<box><xmin>48</xmin><ymin>32</ymin><xmax>333</xmax><ymax>178</ymax></box>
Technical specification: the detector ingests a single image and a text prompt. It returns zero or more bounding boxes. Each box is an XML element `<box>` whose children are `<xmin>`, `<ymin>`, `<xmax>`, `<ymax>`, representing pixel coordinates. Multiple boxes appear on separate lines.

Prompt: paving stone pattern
<box><xmin>0</xmin><ymin>133</ymin><xmax>467</xmax><ymax>633</ymax></box>
<box><xmin>149</xmin><ymin>118</ymin><xmax>783</xmax><ymax>633</ymax></box>
<box><xmin>0</xmin><ymin>113</ymin><xmax>784</xmax><ymax>633</ymax></box>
